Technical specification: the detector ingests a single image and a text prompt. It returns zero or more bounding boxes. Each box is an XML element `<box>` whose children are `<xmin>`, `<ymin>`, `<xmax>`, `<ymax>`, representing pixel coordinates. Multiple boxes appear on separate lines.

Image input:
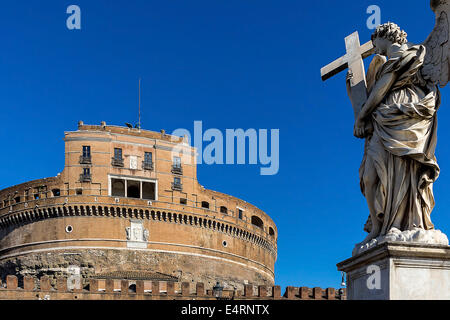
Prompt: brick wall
<box><xmin>0</xmin><ymin>275</ymin><xmax>346</xmax><ymax>300</ymax></box>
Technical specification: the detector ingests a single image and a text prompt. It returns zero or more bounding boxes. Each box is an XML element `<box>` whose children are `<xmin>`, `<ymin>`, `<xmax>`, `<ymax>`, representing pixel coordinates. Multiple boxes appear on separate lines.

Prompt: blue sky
<box><xmin>0</xmin><ymin>1</ymin><xmax>448</xmax><ymax>289</ymax></box>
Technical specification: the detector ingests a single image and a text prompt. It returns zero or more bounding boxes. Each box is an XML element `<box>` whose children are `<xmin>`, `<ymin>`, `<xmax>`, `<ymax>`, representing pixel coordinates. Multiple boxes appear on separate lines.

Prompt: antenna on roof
<box><xmin>137</xmin><ymin>77</ymin><xmax>142</xmax><ymax>129</ymax></box>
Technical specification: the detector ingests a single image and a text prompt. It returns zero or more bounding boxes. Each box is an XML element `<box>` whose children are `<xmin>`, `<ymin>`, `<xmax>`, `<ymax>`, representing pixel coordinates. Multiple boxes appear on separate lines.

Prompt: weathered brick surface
<box><xmin>40</xmin><ymin>276</ymin><xmax>51</xmax><ymax>291</ymax></box>
<box><xmin>181</xmin><ymin>282</ymin><xmax>190</xmax><ymax>296</ymax></box>
<box><xmin>57</xmin><ymin>277</ymin><xmax>67</xmax><ymax>292</ymax></box>
<box><xmin>326</xmin><ymin>288</ymin><xmax>335</xmax><ymax>300</ymax></box>
<box><xmin>272</xmin><ymin>285</ymin><xmax>281</xmax><ymax>299</ymax></box>
<box><xmin>23</xmin><ymin>276</ymin><xmax>34</xmax><ymax>291</ymax></box>
<box><xmin>90</xmin><ymin>279</ymin><xmax>99</xmax><ymax>292</ymax></box>
<box><xmin>121</xmin><ymin>280</ymin><xmax>129</xmax><ymax>294</ymax></box>
<box><xmin>105</xmin><ymin>279</ymin><xmax>114</xmax><ymax>293</ymax></box>
<box><xmin>313</xmin><ymin>287</ymin><xmax>323</xmax><ymax>300</ymax></box>
<box><xmin>167</xmin><ymin>282</ymin><xmax>175</xmax><ymax>295</ymax></box>
<box><xmin>299</xmin><ymin>286</ymin><xmax>309</xmax><ymax>299</ymax></box>
<box><xmin>196</xmin><ymin>283</ymin><xmax>205</xmax><ymax>296</ymax></box>
<box><xmin>151</xmin><ymin>281</ymin><xmax>159</xmax><ymax>295</ymax></box>
<box><xmin>0</xmin><ymin>276</ymin><xmax>346</xmax><ymax>300</ymax></box>
<box><xmin>6</xmin><ymin>275</ymin><xmax>17</xmax><ymax>290</ymax></box>
<box><xmin>284</xmin><ymin>286</ymin><xmax>297</xmax><ymax>299</ymax></box>
<box><xmin>244</xmin><ymin>284</ymin><xmax>253</xmax><ymax>297</ymax></box>
<box><xmin>258</xmin><ymin>285</ymin><xmax>267</xmax><ymax>298</ymax></box>
<box><xmin>136</xmin><ymin>280</ymin><xmax>144</xmax><ymax>294</ymax></box>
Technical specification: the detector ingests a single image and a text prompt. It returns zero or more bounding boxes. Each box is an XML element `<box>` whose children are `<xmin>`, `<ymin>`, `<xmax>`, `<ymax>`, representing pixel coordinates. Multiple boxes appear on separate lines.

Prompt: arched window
<box><xmin>220</xmin><ymin>206</ymin><xmax>228</xmax><ymax>214</ymax></box>
<box><xmin>251</xmin><ymin>216</ymin><xmax>264</xmax><ymax>229</ymax></box>
<box><xmin>127</xmin><ymin>181</ymin><xmax>140</xmax><ymax>198</ymax></box>
<box><xmin>111</xmin><ymin>179</ymin><xmax>125</xmax><ymax>197</ymax></box>
<box><xmin>269</xmin><ymin>227</ymin><xmax>275</xmax><ymax>237</ymax></box>
<box><xmin>201</xmin><ymin>201</ymin><xmax>209</xmax><ymax>209</ymax></box>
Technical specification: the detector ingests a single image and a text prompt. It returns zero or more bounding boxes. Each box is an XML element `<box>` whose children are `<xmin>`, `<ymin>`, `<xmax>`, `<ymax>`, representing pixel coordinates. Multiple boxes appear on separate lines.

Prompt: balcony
<box><xmin>111</xmin><ymin>157</ymin><xmax>124</xmax><ymax>167</ymax></box>
<box><xmin>79</xmin><ymin>155</ymin><xmax>92</xmax><ymax>164</ymax></box>
<box><xmin>142</xmin><ymin>161</ymin><xmax>154</xmax><ymax>171</ymax></box>
<box><xmin>172</xmin><ymin>182</ymin><xmax>183</xmax><ymax>191</ymax></box>
<box><xmin>171</xmin><ymin>165</ymin><xmax>183</xmax><ymax>175</ymax></box>
<box><xmin>79</xmin><ymin>173</ymin><xmax>92</xmax><ymax>183</ymax></box>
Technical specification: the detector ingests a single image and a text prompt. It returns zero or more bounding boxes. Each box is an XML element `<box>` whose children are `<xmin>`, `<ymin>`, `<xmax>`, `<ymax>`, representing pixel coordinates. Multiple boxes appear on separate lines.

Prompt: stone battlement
<box><xmin>0</xmin><ymin>275</ymin><xmax>346</xmax><ymax>300</ymax></box>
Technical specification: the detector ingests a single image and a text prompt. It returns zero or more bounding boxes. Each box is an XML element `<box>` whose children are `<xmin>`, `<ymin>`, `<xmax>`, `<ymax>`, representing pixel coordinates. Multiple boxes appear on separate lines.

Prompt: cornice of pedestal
<box><xmin>337</xmin><ymin>241</ymin><xmax>450</xmax><ymax>273</ymax></box>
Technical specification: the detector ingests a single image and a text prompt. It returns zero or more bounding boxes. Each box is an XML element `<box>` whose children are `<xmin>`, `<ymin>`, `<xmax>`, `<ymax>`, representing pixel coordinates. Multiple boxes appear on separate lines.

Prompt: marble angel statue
<box><xmin>348</xmin><ymin>1</ymin><xmax>450</xmax><ymax>253</ymax></box>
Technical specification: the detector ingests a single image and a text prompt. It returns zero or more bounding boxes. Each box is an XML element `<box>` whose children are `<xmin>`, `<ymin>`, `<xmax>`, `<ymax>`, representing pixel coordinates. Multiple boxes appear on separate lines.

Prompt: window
<box><xmin>143</xmin><ymin>152</ymin><xmax>154</xmax><ymax>170</ymax></box>
<box><xmin>180</xmin><ymin>198</ymin><xmax>187</xmax><ymax>205</ymax></box>
<box><xmin>172</xmin><ymin>177</ymin><xmax>182</xmax><ymax>191</ymax></box>
<box><xmin>238</xmin><ymin>209</ymin><xmax>243</xmax><ymax>220</ymax></box>
<box><xmin>127</xmin><ymin>180</ymin><xmax>140</xmax><ymax>199</ymax></box>
<box><xmin>220</xmin><ymin>206</ymin><xmax>228</xmax><ymax>214</ymax></box>
<box><xmin>76</xmin><ymin>189</ymin><xmax>83</xmax><ymax>195</ymax></box>
<box><xmin>112</xmin><ymin>148</ymin><xmax>124</xmax><ymax>167</ymax></box>
<box><xmin>110</xmin><ymin>176</ymin><xmax>157</xmax><ymax>200</ymax></box>
<box><xmin>34</xmin><ymin>194</ymin><xmax>40</xmax><ymax>200</ymax></box>
<box><xmin>173</xmin><ymin>156</ymin><xmax>181</xmax><ymax>168</ymax></box>
<box><xmin>172</xmin><ymin>156</ymin><xmax>183</xmax><ymax>175</ymax></box>
<box><xmin>80</xmin><ymin>168</ymin><xmax>91</xmax><ymax>182</ymax></box>
<box><xmin>142</xmin><ymin>182</ymin><xmax>155</xmax><ymax>200</ymax></box>
<box><xmin>251</xmin><ymin>216</ymin><xmax>264</xmax><ymax>229</ymax></box>
<box><xmin>80</xmin><ymin>146</ymin><xmax>92</xmax><ymax>164</ymax></box>
<box><xmin>114</xmin><ymin>148</ymin><xmax>123</xmax><ymax>159</ymax></box>
<box><xmin>269</xmin><ymin>227</ymin><xmax>275</xmax><ymax>237</ymax></box>
<box><xmin>201</xmin><ymin>201</ymin><xmax>210</xmax><ymax>209</ymax></box>
<box><xmin>111</xmin><ymin>179</ymin><xmax>125</xmax><ymax>197</ymax></box>
<box><xmin>14</xmin><ymin>196</ymin><xmax>20</xmax><ymax>204</ymax></box>
<box><xmin>52</xmin><ymin>189</ymin><xmax>61</xmax><ymax>197</ymax></box>
<box><xmin>82</xmin><ymin>146</ymin><xmax>91</xmax><ymax>158</ymax></box>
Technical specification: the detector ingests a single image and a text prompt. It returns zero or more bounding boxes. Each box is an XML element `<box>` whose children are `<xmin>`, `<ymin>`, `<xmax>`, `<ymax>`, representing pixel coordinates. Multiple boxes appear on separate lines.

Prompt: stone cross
<box><xmin>320</xmin><ymin>31</ymin><xmax>374</xmax><ymax>117</ymax></box>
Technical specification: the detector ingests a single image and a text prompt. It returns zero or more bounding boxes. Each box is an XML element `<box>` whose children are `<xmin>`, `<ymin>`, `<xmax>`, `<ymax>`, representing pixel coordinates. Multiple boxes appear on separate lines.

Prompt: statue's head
<box><xmin>371</xmin><ymin>22</ymin><xmax>407</xmax><ymax>55</ymax></box>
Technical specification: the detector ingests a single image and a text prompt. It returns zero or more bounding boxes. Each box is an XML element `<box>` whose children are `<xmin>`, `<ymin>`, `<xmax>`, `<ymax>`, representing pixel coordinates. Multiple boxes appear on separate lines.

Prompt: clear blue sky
<box><xmin>1</xmin><ymin>1</ymin><xmax>449</xmax><ymax>290</ymax></box>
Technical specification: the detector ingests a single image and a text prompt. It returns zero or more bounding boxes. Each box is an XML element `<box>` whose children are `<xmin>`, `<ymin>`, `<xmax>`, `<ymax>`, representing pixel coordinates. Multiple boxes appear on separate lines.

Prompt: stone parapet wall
<box><xmin>0</xmin><ymin>248</ymin><xmax>273</xmax><ymax>292</ymax></box>
<box><xmin>0</xmin><ymin>275</ymin><xmax>346</xmax><ymax>300</ymax></box>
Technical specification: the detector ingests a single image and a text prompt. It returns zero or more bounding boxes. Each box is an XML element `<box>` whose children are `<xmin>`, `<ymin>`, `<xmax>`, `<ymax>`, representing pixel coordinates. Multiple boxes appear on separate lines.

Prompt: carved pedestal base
<box><xmin>337</xmin><ymin>242</ymin><xmax>450</xmax><ymax>300</ymax></box>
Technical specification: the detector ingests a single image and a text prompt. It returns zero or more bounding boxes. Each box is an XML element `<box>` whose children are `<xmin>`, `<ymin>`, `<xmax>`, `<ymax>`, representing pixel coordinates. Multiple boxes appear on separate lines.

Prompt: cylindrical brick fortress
<box><xmin>0</xmin><ymin>123</ymin><xmax>277</xmax><ymax>290</ymax></box>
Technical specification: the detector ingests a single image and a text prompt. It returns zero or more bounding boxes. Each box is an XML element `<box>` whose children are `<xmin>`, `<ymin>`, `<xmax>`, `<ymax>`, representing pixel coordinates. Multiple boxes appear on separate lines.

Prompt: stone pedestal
<box><xmin>337</xmin><ymin>242</ymin><xmax>450</xmax><ymax>300</ymax></box>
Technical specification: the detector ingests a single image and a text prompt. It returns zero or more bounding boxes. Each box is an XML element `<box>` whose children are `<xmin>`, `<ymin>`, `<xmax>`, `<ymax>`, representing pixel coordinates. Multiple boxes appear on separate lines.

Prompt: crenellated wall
<box><xmin>0</xmin><ymin>275</ymin><xmax>347</xmax><ymax>300</ymax></box>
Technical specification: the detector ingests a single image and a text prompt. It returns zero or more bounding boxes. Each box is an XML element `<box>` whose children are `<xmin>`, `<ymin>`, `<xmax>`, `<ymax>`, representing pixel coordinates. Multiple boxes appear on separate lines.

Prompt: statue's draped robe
<box><xmin>361</xmin><ymin>44</ymin><xmax>440</xmax><ymax>235</ymax></box>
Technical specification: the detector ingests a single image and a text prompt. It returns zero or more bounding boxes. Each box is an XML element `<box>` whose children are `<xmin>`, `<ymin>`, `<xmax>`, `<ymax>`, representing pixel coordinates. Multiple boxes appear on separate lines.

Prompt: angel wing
<box><xmin>422</xmin><ymin>1</ymin><xmax>450</xmax><ymax>88</ymax></box>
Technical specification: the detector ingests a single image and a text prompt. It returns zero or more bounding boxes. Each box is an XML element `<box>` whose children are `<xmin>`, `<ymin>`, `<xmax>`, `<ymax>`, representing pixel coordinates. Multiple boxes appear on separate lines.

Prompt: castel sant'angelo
<box><xmin>0</xmin><ymin>121</ymin><xmax>277</xmax><ymax>292</ymax></box>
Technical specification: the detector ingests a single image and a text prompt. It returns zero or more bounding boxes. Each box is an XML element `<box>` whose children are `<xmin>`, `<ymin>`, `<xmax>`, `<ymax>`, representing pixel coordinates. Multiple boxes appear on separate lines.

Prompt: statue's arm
<box><xmin>358</xmin><ymin>72</ymin><xmax>396</xmax><ymax>120</ymax></box>
<box><xmin>353</xmin><ymin>72</ymin><xmax>396</xmax><ymax>138</ymax></box>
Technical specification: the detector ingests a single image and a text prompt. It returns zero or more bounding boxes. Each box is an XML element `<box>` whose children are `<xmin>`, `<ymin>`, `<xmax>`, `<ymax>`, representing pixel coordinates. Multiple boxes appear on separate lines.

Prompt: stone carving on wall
<box><xmin>67</xmin><ymin>265</ymin><xmax>81</xmax><ymax>290</ymax></box>
<box><xmin>126</xmin><ymin>220</ymin><xmax>148</xmax><ymax>248</ymax></box>
<box><xmin>129</xmin><ymin>156</ymin><xmax>138</xmax><ymax>170</ymax></box>
<box><xmin>322</xmin><ymin>1</ymin><xmax>450</xmax><ymax>255</ymax></box>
